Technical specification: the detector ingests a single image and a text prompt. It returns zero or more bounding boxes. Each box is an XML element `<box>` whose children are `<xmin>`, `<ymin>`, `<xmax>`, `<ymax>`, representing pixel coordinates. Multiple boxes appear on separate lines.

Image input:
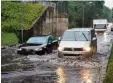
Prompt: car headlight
<box><xmin>58</xmin><ymin>46</ymin><xmax>64</xmax><ymax>51</ymax></box>
<box><xmin>35</xmin><ymin>48</ymin><xmax>42</xmax><ymax>51</ymax></box>
<box><xmin>84</xmin><ymin>47</ymin><xmax>91</xmax><ymax>51</ymax></box>
<box><xmin>95</xmin><ymin>32</ymin><xmax>97</xmax><ymax>35</ymax></box>
<box><xmin>104</xmin><ymin>32</ymin><xmax>107</xmax><ymax>37</ymax></box>
<box><xmin>104</xmin><ymin>32</ymin><xmax>107</xmax><ymax>36</ymax></box>
<box><xmin>18</xmin><ymin>48</ymin><xmax>22</xmax><ymax>51</ymax></box>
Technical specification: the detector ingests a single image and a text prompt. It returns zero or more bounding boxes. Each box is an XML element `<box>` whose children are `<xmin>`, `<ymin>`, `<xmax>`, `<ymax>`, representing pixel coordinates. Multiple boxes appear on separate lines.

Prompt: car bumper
<box><xmin>17</xmin><ymin>50</ymin><xmax>36</xmax><ymax>55</ymax></box>
<box><xmin>17</xmin><ymin>49</ymin><xmax>44</xmax><ymax>55</ymax></box>
<box><xmin>58</xmin><ymin>50</ymin><xmax>91</xmax><ymax>57</ymax></box>
<box><xmin>95</xmin><ymin>29</ymin><xmax>106</xmax><ymax>31</ymax></box>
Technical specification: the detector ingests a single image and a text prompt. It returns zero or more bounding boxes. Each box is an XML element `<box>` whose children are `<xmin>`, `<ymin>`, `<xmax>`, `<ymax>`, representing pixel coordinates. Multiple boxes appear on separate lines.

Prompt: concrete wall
<box><xmin>19</xmin><ymin>2</ymin><xmax>68</xmax><ymax>42</ymax></box>
<box><xmin>56</xmin><ymin>17</ymin><xmax>68</xmax><ymax>37</ymax></box>
<box><xmin>32</xmin><ymin>6</ymin><xmax>68</xmax><ymax>37</ymax></box>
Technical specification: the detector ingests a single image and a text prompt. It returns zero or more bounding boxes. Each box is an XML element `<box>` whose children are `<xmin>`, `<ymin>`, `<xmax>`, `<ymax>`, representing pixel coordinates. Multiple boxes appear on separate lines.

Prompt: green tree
<box><xmin>111</xmin><ymin>8</ymin><xmax>113</xmax><ymax>19</ymax></box>
<box><xmin>67</xmin><ymin>1</ymin><xmax>108</xmax><ymax>28</ymax></box>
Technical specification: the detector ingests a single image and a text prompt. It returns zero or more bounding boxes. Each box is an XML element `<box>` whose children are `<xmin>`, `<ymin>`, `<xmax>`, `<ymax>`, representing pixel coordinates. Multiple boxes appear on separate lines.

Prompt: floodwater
<box><xmin>56</xmin><ymin>66</ymin><xmax>101</xmax><ymax>83</ymax></box>
<box><xmin>1</xmin><ymin>27</ymin><xmax>113</xmax><ymax>83</ymax></box>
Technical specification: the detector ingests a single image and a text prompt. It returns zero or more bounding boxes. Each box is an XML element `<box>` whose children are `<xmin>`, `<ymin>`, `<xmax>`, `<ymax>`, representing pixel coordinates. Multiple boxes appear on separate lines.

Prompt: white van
<box><xmin>58</xmin><ymin>28</ymin><xmax>97</xmax><ymax>58</ymax></box>
<box><xmin>93</xmin><ymin>19</ymin><xmax>108</xmax><ymax>31</ymax></box>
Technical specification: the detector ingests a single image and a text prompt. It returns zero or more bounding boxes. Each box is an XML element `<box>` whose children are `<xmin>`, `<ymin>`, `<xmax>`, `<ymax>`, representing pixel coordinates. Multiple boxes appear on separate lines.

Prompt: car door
<box><xmin>52</xmin><ymin>36</ymin><xmax>58</xmax><ymax>47</ymax></box>
<box><xmin>47</xmin><ymin>36</ymin><xmax>58</xmax><ymax>50</ymax></box>
<box><xmin>47</xmin><ymin>36</ymin><xmax>53</xmax><ymax>49</ymax></box>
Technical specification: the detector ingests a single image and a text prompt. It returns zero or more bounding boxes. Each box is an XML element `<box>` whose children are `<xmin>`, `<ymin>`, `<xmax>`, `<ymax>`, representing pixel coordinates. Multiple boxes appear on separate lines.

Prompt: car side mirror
<box><xmin>48</xmin><ymin>43</ymin><xmax>51</xmax><ymax>45</ymax></box>
<box><xmin>92</xmin><ymin>37</ymin><xmax>96</xmax><ymax>41</ymax></box>
<box><xmin>58</xmin><ymin>37</ymin><xmax>61</xmax><ymax>41</ymax></box>
<box><xmin>23</xmin><ymin>42</ymin><xmax>26</xmax><ymax>44</ymax></box>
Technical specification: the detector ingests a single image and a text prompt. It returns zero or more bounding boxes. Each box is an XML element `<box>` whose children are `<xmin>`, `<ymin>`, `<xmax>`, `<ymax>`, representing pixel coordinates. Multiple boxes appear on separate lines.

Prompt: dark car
<box><xmin>17</xmin><ymin>35</ymin><xmax>58</xmax><ymax>55</ymax></box>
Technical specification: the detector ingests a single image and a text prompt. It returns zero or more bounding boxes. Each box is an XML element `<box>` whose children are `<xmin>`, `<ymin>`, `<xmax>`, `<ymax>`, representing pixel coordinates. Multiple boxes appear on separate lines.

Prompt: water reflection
<box><xmin>104</xmin><ymin>32</ymin><xmax>108</xmax><ymax>42</ymax></box>
<box><xmin>56</xmin><ymin>66</ymin><xmax>94</xmax><ymax>83</ymax></box>
<box><xmin>56</xmin><ymin>66</ymin><xmax>66</xmax><ymax>83</ymax></box>
<box><xmin>81</xmin><ymin>69</ymin><xmax>92</xmax><ymax>83</ymax></box>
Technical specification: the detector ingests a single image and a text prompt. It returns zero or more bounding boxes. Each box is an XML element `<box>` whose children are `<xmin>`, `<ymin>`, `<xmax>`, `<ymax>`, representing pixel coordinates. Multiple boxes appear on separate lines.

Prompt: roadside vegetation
<box><xmin>1</xmin><ymin>32</ymin><xmax>18</xmax><ymax>46</ymax></box>
<box><xmin>1</xmin><ymin>1</ymin><xmax>45</xmax><ymax>31</ymax></box>
<box><xmin>1</xmin><ymin>1</ymin><xmax>45</xmax><ymax>46</ymax></box>
<box><xmin>104</xmin><ymin>45</ymin><xmax>113</xmax><ymax>83</ymax></box>
<box><xmin>67</xmin><ymin>1</ymin><xmax>112</xmax><ymax>28</ymax></box>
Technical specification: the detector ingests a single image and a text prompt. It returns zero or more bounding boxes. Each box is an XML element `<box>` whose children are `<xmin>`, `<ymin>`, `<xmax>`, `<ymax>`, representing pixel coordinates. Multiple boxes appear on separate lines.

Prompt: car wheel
<box><xmin>46</xmin><ymin>47</ymin><xmax>52</xmax><ymax>54</ymax></box>
<box><xmin>53</xmin><ymin>43</ymin><xmax>58</xmax><ymax>50</ymax></box>
<box><xmin>86</xmin><ymin>48</ymin><xmax>94</xmax><ymax>58</ymax></box>
<box><xmin>95</xmin><ymin>46</ymin><xmax>97</xmax><ymax>53</ymax></box>
<box><xmin>41</xmin><ymin>50</ymin><xmax>46</xmax><ymax>55</ymax></box>
<box><xmin>58</xmin><ymin>52</ymin><xmax>63</xmax><ymax>58</ymax></box>
<box><xmin>36</xmin><ymin>50</ymin><xmax>45</xmax><ymax>55</ymax></box>
<box><xmin>89</xmin><ymin>46</ymin><xmax>97</xmax><ymax>57</ymax></box>
<box><xmin>17</xmin><ymin>52</ymin><xmax>28</xmax><ymax>56</ymax></box>
<box><xmin>93</xmin><ymin>46</ymin><xmax>97</xmax><ymax>55</ymax></box>
<box><xmin>22</xmin><ymin>53</ymin><xmax>28</xmax><ymax>56</ymax></box>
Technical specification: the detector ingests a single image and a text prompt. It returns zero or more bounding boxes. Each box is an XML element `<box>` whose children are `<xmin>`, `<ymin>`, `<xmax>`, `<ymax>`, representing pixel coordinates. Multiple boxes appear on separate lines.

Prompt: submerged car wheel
<box><xmin>58</xmin><ymin>52</ymin><xmax>63</xmax><ymax>58</ymax></box>
<box><xmin>22</xmin><ymin>52</ymin><xmax>29</xmax><ymax>55</ymax></box>
<box><xmin>17</xmin><ymin>51</ymin><xmax>28</xmax><ymax>56</ymax></box>
<box><xmin>89</xmin><ymin>46</ymin><xmax>97</xmax><ymax>57</ymax></box>
<box><xmin>94</xmin><ymin>46</ymin><xmax>97</xmax><ymax>54</ymax></box>
<box><xmin>36</xmin><ymin>50</ymin><xmax>46</xmax><ymax>55</ymax></box>
<box><xmin>22</xmin><ymin>54</ymin><xmax>28</xmax><ymax>56</ymax></box>
<box><xmin>46</xmin><ymin>47</ymin><xmax>53</xmax><ymax>54</ymax></box>
<box><xmin>92</xmin><ymin>46</ymin><xmax>97</xmax><ymax>55</ymax></box>
<box><xmin>84</xmin><ymin>48</ymin><xmax>94</xmax><ymax>58</ymax></box>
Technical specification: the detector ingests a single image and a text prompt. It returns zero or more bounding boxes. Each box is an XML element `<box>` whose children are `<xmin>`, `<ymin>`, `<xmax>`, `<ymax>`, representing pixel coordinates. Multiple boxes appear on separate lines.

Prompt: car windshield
<box><xmin>27</xmin><ymin>37</ymin><xmax>47</xmax><ymax>44</ymax></box>
<box><xmin>62</xmin><ymin>31</ymin><xmax>91</xmax><ymax>41</ymax></box>
<box><xmin>95</xmin><ymin>24</ymin><xmax>106</xmax><ymax>29</ymax></box>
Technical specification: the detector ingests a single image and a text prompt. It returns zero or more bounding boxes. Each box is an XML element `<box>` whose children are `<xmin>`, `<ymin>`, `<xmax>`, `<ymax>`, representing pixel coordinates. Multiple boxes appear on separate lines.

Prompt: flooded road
<box><xmin>56</xmin><ymin>66</ymin><xmax>101</xmax><ymax>83</ymax></box>
<box><xmin>1</xmin><ymin>27</ymin><xmax>113</xmax><ymax>83</ymax></box>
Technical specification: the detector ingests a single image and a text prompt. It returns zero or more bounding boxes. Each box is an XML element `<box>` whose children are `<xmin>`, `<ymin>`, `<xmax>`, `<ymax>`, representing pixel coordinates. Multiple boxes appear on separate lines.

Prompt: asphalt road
<box><xmin>1</xmin><ymin>27</ymin><xmax>113</xmax><ymax>83</ymax></box>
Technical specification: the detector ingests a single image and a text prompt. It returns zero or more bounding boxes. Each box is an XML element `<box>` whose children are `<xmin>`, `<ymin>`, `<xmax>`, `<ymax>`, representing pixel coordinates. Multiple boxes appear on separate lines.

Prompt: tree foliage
<box><xmin>1</xmin><ymin>1</ymin><xmax>45</xmax><ymax>32</ymax></box>
<box><xmin>111</xmin><ymin>8</ymin><xmax>113</xmax><ymax>21</ymax></box>
<box><xmin>67</xmin><ymin>1</ymin><xmax>111</xmax><ymax>28</ymax></box>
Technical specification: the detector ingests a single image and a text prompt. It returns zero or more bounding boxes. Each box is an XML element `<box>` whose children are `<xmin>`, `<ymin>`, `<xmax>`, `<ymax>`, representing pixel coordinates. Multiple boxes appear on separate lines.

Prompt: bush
<box><xmin>1</xmin><ymin>32</ymin><xmax>18</xmax><ymax>46</ymax></box>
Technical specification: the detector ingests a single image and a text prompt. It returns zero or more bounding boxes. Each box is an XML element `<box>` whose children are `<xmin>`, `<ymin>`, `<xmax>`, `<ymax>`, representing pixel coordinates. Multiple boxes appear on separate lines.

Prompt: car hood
<box><xmin>20</xmin><ymin>44</ymin><xmax>47</xmax><ymax>50</ymax></box>
<box><xmin>59</xmin><ymin>41</ymin><xmax>91</xmax><ymax>48</ymax></box>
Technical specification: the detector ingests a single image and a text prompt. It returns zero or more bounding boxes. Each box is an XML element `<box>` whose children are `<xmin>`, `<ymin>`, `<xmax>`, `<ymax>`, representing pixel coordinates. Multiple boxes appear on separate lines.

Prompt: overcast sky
<box><xmin>104</xmin><ymin>0</ymin><xmax>113</xmax><ymax>9</ymax></box>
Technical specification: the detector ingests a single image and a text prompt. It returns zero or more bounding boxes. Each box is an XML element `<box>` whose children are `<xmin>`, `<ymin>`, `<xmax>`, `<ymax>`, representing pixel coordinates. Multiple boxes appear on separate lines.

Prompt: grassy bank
<box><xmin>1</xmin><ymin>32</ymin><xmax>18</xmax><ymax>46</ymax></box>
<box><xmin>1</xmin><ymin>2</ymin><xmax>45</xmax><ymax>30</ymax></box>
<box><xmin>104</xmin><ymin>45</ymin><xmax>113</xmax><ymax>83</ymax></box>
<box><xmin>1</xmin><ymin>2</ymin><xmax>45</xmax><ymax>46</ymax></box>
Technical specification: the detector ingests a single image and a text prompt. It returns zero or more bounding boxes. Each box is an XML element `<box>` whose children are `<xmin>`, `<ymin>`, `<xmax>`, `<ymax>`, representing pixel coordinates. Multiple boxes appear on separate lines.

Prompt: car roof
<box><xmin>30</xmin><ymin>35</ymin><xmax>52</xmax><ymax>38</ymax></box>
<box><xmin>66</xmin><ymin>28</ymin><xmax>93</xmax><ymax>31</ymax></box>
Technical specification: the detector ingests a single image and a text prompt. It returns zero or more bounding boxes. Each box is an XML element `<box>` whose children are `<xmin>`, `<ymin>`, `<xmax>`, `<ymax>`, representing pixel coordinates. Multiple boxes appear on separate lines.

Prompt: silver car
<box><xmin>58</xmin><ymin>28</ymin><xmax>97</xmax><ymax>58</ymax></box>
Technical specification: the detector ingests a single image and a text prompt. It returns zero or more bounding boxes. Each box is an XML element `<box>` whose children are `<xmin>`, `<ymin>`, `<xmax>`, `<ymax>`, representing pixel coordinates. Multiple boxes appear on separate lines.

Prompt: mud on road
<box><xmin>1</xmin><ymin>30</ymin><xmax>113</xmax><ymax>83</ymax></box>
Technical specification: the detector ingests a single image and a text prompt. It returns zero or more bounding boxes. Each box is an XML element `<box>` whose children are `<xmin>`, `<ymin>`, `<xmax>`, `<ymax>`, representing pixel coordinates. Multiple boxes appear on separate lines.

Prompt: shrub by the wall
<box><xmin>1</xmin><ymin>32</ymin><xmax>18</xmax><ymax>46</ymax></box>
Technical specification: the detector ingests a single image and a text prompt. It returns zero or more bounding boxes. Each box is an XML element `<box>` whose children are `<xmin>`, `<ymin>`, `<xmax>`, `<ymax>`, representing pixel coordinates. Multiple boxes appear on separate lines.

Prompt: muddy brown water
<box><xmin>1</xmin><ymin>53</ymin><xmax>102</xmax><ymax>83</ymax></box>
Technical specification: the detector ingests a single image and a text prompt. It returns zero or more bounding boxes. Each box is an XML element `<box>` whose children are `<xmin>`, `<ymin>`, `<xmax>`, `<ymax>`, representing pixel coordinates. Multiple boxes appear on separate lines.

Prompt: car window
<box><xmin>27</xmin><ymin>37</ymin><xmax>47</xmax><ymax>44</ymax></box>
<box><xmin>75</xmin><ymin>31</ymin><xmax>91</xmax><ymax>41</ymax></box>
<box><xmin>62</xmin><ymin>31</ymin><xmax>75</xmax><ymax>41</ymax></box>
<box><xmin>62</xmin><ymin>31</ymin><xmax>91</xmax><ymax>41</ymax></box>
<box><xmin>48</xmin><ymin>37</ymin><xmax>53</xmax><ymax>43</ymax></box>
